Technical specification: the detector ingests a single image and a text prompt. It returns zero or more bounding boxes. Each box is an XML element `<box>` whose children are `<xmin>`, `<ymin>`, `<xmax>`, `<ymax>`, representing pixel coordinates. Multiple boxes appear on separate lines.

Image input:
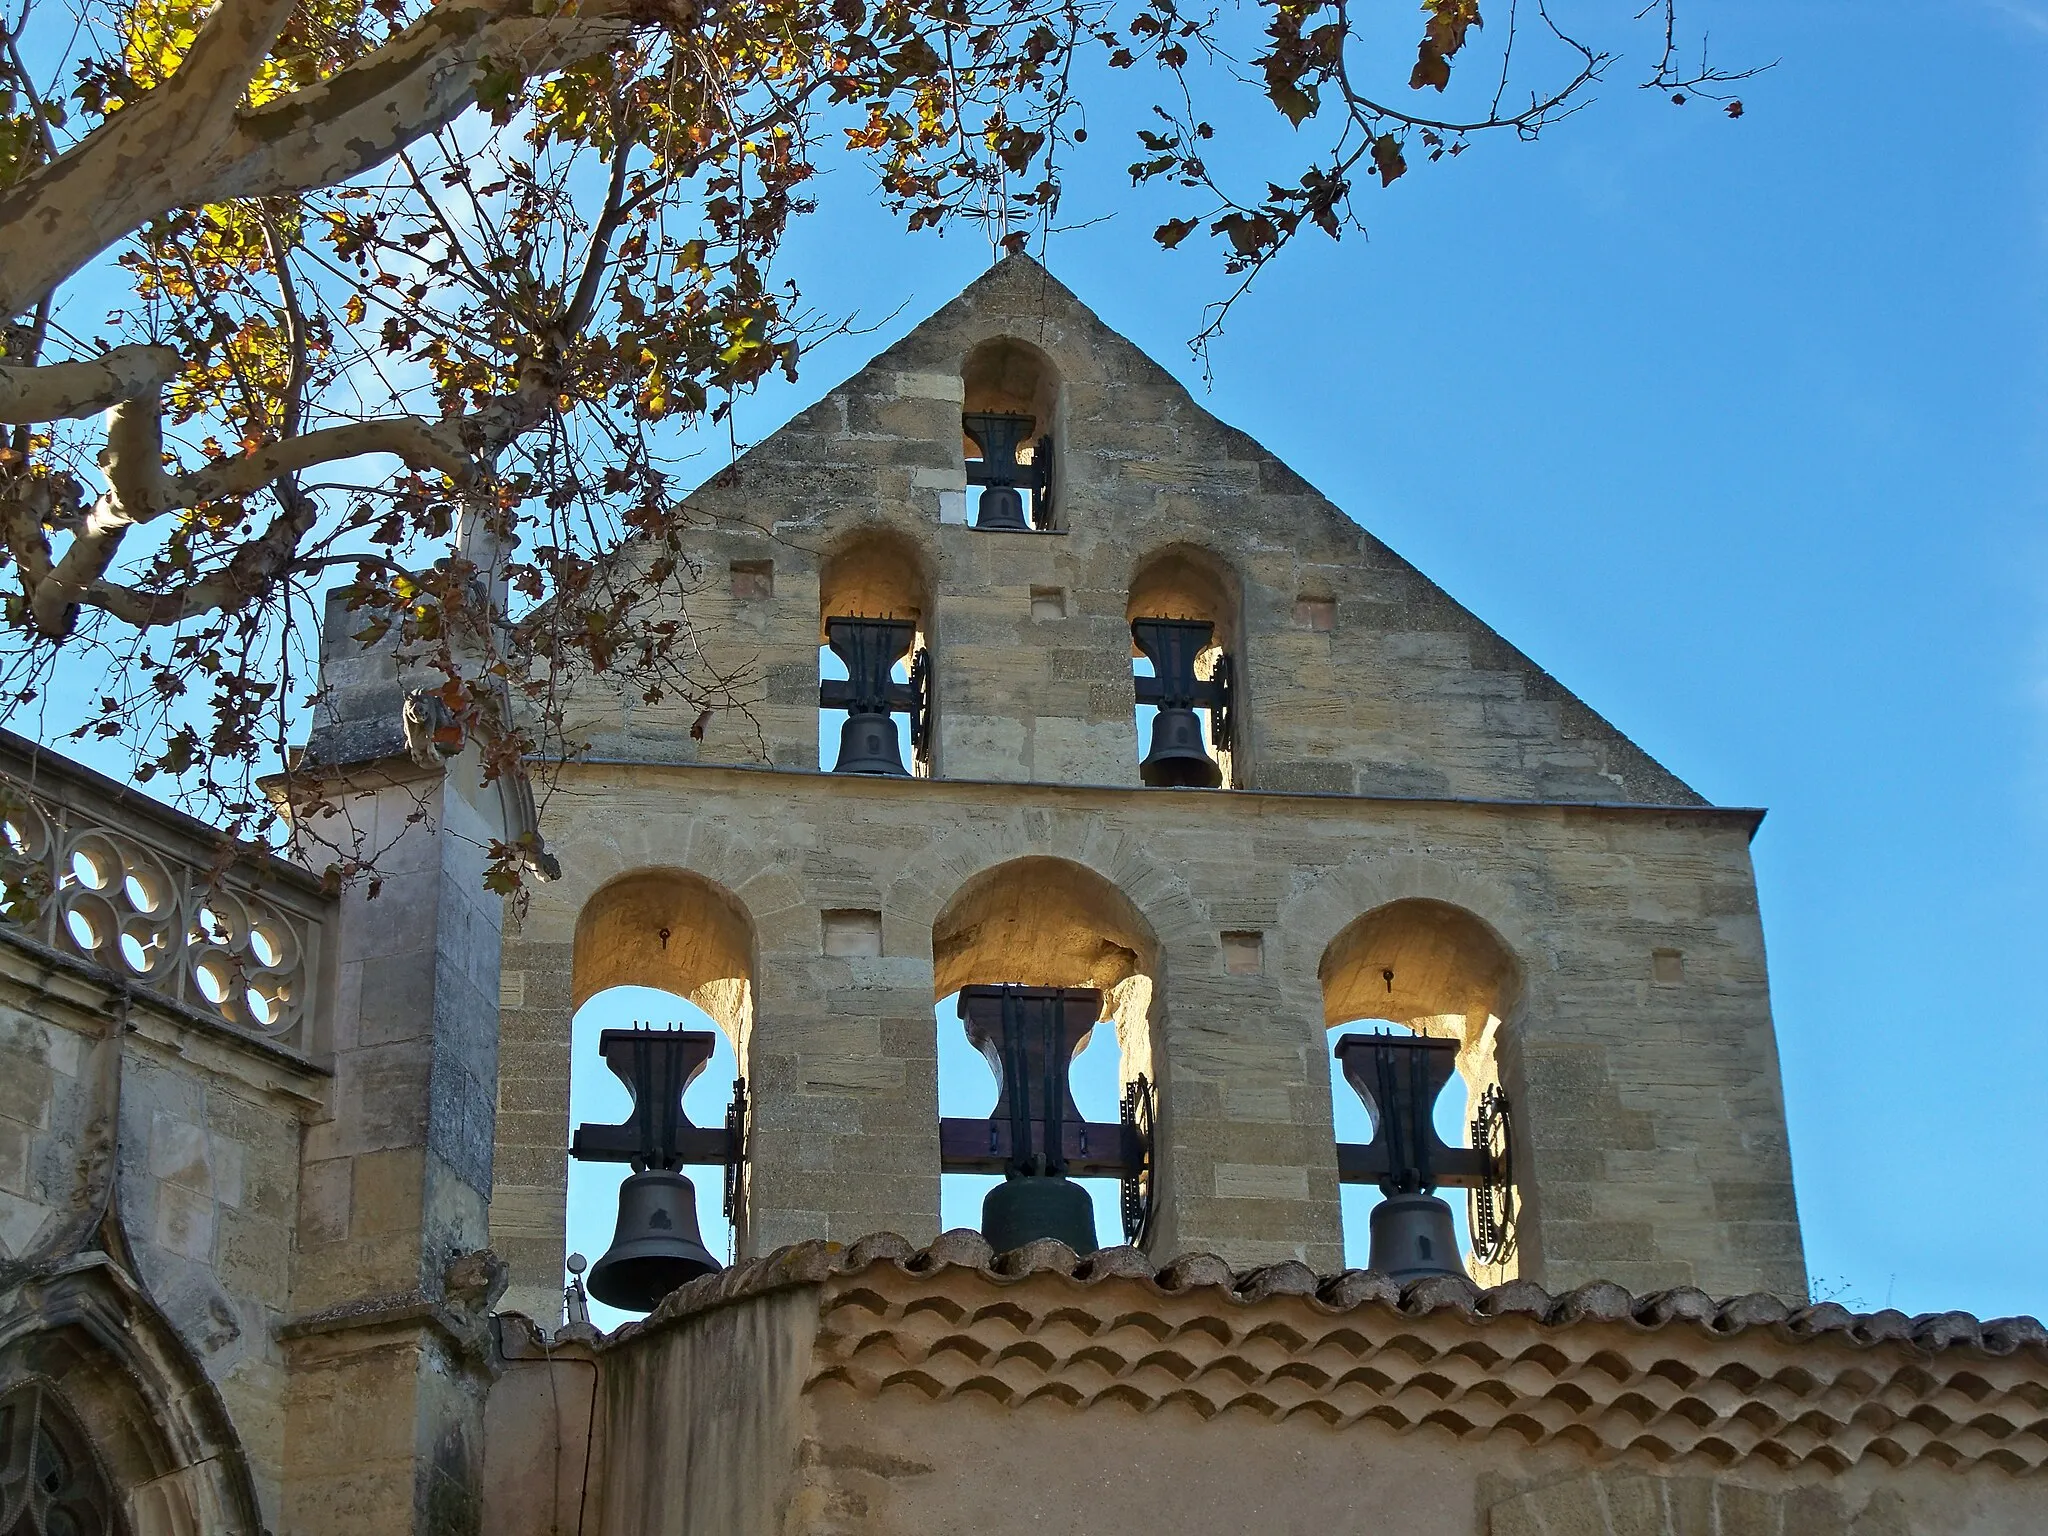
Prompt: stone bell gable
<box><xmin>561</xmin><ymin>253</ymin><xmax>1701</xmax><ymax>808</ymax></box>
<box><xmin>490</xmin><ymin>256</ymin><xmax>1800</xmax><ymax>1343</ymax></box>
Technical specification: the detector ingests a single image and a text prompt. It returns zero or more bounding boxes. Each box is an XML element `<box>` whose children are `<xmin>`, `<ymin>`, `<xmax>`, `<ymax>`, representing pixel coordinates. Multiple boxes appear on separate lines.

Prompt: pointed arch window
<box><xmin>0</xmin><ymin>1381</ymin><xmax>123</xmax><ymax>1536</ymax></box>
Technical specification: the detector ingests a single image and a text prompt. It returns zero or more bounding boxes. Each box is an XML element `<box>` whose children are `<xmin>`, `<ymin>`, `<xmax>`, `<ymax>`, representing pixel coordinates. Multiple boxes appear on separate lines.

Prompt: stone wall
<box><xmin>492</xmin><ymin>758</ymin><xmax>1801</xmax><ymax>1324</ymax></box>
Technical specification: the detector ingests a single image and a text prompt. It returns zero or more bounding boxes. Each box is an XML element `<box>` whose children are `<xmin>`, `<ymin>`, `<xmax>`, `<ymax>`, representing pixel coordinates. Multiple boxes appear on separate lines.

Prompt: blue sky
<box><xmin>573</xmin><ymin>0</ymin><xmax>2048</xmax><ymax>1324</ymax></box>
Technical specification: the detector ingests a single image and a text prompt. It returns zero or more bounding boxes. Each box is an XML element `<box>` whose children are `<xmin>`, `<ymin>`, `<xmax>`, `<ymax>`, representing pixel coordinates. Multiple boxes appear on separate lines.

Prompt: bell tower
<box><xmin>489</xmin><ymin>253</ymin><xmax>1805</xmax><ymax>1323</ymax></box>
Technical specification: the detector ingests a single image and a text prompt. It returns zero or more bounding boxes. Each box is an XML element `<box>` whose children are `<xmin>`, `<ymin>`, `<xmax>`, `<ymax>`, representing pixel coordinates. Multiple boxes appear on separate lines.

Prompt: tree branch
<box><xmin>0</xmin><ymin>0</ymin><xmax>300</xmax><ymax>315</ymax></box>
<box><xmin>0</xmin><ymin>0</ymin><xmax>675</xmax><ymax>315</ymax></box>
<box><xmin>30</xmin><ymin>413</ymin><xmax>478</xmax><ymax>636</ymax></box>
<box><xmin>0</xmin><ymin>345</ymin><xmax>181</xmax><ymax>422</ymax></box>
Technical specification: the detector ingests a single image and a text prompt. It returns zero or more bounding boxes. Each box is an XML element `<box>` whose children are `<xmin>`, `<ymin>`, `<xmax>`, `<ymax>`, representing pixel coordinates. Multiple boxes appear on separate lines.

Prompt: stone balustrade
<box><xmin>0</xmin><ymin>729</ymin><xmax>330</xmax><ymax>1061</ymax></box>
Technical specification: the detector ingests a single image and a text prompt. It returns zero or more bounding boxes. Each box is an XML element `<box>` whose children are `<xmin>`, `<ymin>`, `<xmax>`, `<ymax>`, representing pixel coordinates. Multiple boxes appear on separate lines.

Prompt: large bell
<box><xmin>834</xmin><ymin>711</ymin><xmax>908</xmax><ymax>776</ymax></box>
<box><xmin>1140</xmin><ymin>706</ymin><xmax>1222</xmax><ymax>788</ymax></box>
<box><xmin>974</xmin><ymin>484</ymin><xmax>1031</xmax><ymax>531</ymax></box>
<box><xmin>982</xmin><ymin>1173</ymin><xmax>1099</xmax><ymax>1256</ymax></box>
<box><xmin>1366</xmin><ymin>1191</ymin><xmax>1464</xmax><ymax>1283</ymax></box>
<box><xmin>587</xmin><ymin>1168</ymin><xmax>721</xmax><ymax>1312</ymax></box>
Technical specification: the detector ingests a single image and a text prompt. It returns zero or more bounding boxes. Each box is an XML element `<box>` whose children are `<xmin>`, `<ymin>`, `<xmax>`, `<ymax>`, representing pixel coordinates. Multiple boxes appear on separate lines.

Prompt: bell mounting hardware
<box><xmin>570</xmin><ymin>1026</ymin><xmax>747</xmax><ymax>1313</ymax></box>
<box><xmin>938</xmin><ymin>985</ymin><xmax>1154</xmax><ymax>1251</ymax></box>
<box><xmin>820</xmin><ymin>616</ymin><xmax>930</xmax><ymax>776</ymax></box>
<box><xmin>1131</xmin><ymin>618</ymin><xmax>1233</xmax><ymax>789</ymax></box>
<box><xmin>1332</xmin><ymin>1032</ymin><xmax>1515</xmax><ymax>1278</ymax></box>
<box><xmin>962</xmin><ymin>411</ymin><xmax>1051</xmax><ymax>531</ymax></box>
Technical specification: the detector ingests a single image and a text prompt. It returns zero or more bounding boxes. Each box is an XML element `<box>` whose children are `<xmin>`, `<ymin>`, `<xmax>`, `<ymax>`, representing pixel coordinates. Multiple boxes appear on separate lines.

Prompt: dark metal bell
<box><xmin>1140</xmin><ymin>706</ymin><xmax>1222</xmax><ymax>788</ymax></box>
<box><xmin>982</xmin><ymin>1173</ymin><xmax>1099</xmax><ymax>1256</ymax></box>
<box><xmin>587</xmin><ymin>1168</ymin><xmax>721</xmax><ymax>1312</ymax></box>
<box><xmin>974</xmin><ymin>484</ymin><xmax>1031</xmax><ymax>531</ymax></box>
<box><xmin>833</xmin><ymin>711</ymin><xmax>908</xmax><ymax>776</ymax></box>
<box><xmin>822</xmin><ymin>617</ymin><xmax>921</xmax><ymax>775</ymax></box>
<box><xmin>1366</xmin><ymin>1191</ymin><xmax>1463</xmax><ymax>1283</ymax></box>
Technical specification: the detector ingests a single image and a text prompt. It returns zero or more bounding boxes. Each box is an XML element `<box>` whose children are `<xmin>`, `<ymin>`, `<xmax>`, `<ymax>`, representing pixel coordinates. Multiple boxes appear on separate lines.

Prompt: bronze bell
<box><xmin>820</xmin><ymin>617</ymin><xmax>922</xmax><ymax>776</ymax></box>
<box><xmin>832</xmin><ymin>709</ymin><xmax>908</xmax><ymax>778</ymax></box>
<box><xmin>587</xmin><ymin>1168</ymin><xmax>721</xmax><ymax>1312</ymax></box>
<box><xmin>983</xmin><ymin>1172</ymin><xmax>1098</xmax><ymax>1256</ymax></box>
<box><xmin>959</xmin><ymin>986</ymin><xmax>1103</xmax><ymax>1255</ymax></box>
<box><xmin>1141</xmin><ymin>704</ymin><xmax>1219</xmax><ymax>789</ymax></box>
<box><xmin>1367</xmin><ymin>1191</ymin><xmax>1463</xmax><ymax>1281</ymax></box>
<box><xmin>974</xmin><ymin>484</ymin><xmax>1030</xmax><ymax>531</ymax></box>
<box><xmin>962</xmin><ymin>411</ymin><xmax>1042</xmax><ymax>531</ymax></box>
<box><xmin>1334</xmin><ymin>1032</ymin><xmax>1471</xmax><ymax>1282</ymax></box>
<box><xmin>1132</xmin><ymin>618</ymin><xmax>1227</xmax><ymax>788</ymax></box>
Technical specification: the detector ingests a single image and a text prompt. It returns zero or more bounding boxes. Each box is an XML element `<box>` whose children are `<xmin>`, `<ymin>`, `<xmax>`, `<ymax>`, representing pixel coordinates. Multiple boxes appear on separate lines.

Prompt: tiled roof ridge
<box><xmin>604</xmin><ymin>1229</ymin><xmax>2048</xmax><ymax>1359</ymax></box>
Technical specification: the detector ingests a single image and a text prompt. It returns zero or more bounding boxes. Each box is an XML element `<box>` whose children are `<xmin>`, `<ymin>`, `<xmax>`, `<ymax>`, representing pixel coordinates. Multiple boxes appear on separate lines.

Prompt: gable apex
<box><xmin>631</xmin><ymin>255</ymin><xmax>1705</xmax><ymax>808</ymax></box>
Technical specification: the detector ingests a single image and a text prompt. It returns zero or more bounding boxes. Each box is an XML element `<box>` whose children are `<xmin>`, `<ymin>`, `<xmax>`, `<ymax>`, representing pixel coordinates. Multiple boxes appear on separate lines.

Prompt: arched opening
<box><xmin>1126</xmin><ymin>544</ymin><xmax>1243</xmax><ymax>788</ymax></box>
<box><xmin>1318</xmin><ymin>899</ymin><xmax>1523</xmax><ymax>1277</ymax></box>
<box><xmin>567</xmin><ymin>871</ymin><xmax>753</xmax><ymax>1327</ymax></box>
<box><xmin>817</xmin><ymin>528</ymin><xmax>933</xmax><ymax>776</ymax></box>
<box><xmin>930</xmin><ymin>857</ymin><xmax>1159</xmax><ymax>1244</ymax></box>
<box><xmin>961</xmin><ymin>337</ymin><xmax>1060</xmax><ymax>531</ymax></box>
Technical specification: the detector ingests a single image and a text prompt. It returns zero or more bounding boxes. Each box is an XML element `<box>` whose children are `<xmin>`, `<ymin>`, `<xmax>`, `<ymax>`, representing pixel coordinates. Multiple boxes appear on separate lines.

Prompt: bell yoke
<box><xmin>570</xmin><ymin>1028</ymin><xmax>740</xmax><ymax>1311</ymax></box>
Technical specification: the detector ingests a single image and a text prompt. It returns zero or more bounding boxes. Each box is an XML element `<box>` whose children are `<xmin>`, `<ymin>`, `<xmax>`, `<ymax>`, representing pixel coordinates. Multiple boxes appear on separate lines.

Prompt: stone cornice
<box><xmin>603</xmin><ymin>1232</ymin><xmax>2048</xmax><ymax>1479</ymax></box>
<box><xmin>544</xmin><ymin>756</ymin><xmax>1767</xmax><ymax>833</ymax></box>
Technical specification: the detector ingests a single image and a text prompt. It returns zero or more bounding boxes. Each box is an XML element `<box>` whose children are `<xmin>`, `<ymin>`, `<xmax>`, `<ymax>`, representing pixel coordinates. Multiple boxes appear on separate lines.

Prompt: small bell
<box><xmin>821</xmin><ymin>617</ymin><xmax>919</xmax><ymax>775</ymax></box>
<box><xmin>973</xmin><ymin>483</ymin><xmax>1031</xmax><ymax>531</ymax></box>
<box><xmin>587</xmin><ymin>1168</ymin><xmax>721</xmax><ymax>1312</ymax></box>
<box><xmin>832</xmin><ymin>710</ymin><xmax>908</xmax><ymax>777</ymax></box>
<box><xmin>1140</xmin><ymin>706</ymin><xmax>1221</xmax><ymax>788</ymax></box>
<box><xmin>963</xmin><ymin>411</ymin><xmax>1042</xmax><ymax>531</ymax></box>
<box><xmin>1366</xmin><ymin>1191</ymin><xmax>1464</xmax><ymax>1283</ymax></box>
<box><xmin>1132</xmin><ymin>618</ymin><xmax>1227</xmax><ymax>788</ymax></box>
<box><xmin>982</xmin><ymin>1172</ymin><xmax>1099</xmax><ymax>1256</ymax></box>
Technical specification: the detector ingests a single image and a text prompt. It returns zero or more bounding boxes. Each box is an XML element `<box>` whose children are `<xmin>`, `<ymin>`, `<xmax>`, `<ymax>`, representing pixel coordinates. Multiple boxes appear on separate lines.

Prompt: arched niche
<box><xmin>815</xmin><ymin>525</ymin><xmax>935</xmax><ymax>775</ymax></box>
<box><xmin>571</xmin><ymin>869</ymin><xmax>755</xmax><ymax>1048</ymax></box>
<box><xmin>1318</xmin><ymin>898</ymin><xmax>1524</xmax><ymax>1278</ymax></box>
<box><xmin>568</xmin><ymin>872</ymin><xmax>753</xmax><ymax>1301</ymax></box>
<box><xmin>816</xmin><ymin>525</ymin><xmax>934</xmax><ymax>642</ymax></box>
<box><xmin>1126</xmin><ymin>543</ymin><xmax>1243</xmax><ymax>654</ymax></box>
<box><xmin>961</xmin><ymin>337</ymin><xmax>1061</xmax><ymax>530</ymax></box>
<box><xmin>1126</xmin><ymin>543</ymin><xmax>1245</xmax><ymax>787</ymax></box>
<box><xmin>930</xmin><ymin>856</ymin><xmax>1162</xmax><ymax>1237</ymax></box>
<box><xmin>1319</xmin><ymin>897</ymin><xmax>1522</xmax><ymax>1061</ymax></box>
<box><xmin>961</xmin><ymin>336</ymin><xmax>1059</xmax><ymax>443</ymax></box>
<box><xmin>934</xmin><ymin>855</ymin><xmax>1157</xmax><ymax>1001</ymax></box>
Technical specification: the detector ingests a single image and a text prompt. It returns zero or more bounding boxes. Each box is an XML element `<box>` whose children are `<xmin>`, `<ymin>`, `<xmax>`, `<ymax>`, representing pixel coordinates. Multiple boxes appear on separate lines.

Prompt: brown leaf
<box><xmin>1371</xmin><ymin>134</ymin><xmax>1408</xmax><ymax>187</ymax></box>
<box><xmin>1154</xmin><ymin>217</ymin><xmax>1199</xmax><ymax>249</ymax></box>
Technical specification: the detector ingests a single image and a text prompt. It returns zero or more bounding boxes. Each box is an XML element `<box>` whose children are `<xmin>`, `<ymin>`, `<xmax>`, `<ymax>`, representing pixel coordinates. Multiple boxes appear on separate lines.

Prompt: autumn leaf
<box><xmin>1410</xmin><ymin>0</ymin><xmax>1482</xmax><ymax>92</ymax></box>
<box><xmin>1371</xmin><ymin>134</ymin><xmax>1407</xmax><ymax>187</ymax></box>
<box><xmin>1154</xmin><ymin>217</ymin><xmax>1199</xmax><ymax>249</ymax></box>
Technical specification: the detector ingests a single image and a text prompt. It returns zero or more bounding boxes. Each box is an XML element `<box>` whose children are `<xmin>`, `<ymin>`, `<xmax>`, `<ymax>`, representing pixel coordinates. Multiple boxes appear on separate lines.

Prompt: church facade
<box><xmin>1</xmin><ymin>257</ymin><xmax>2040</xmax><ymax>1535</ymax></box>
